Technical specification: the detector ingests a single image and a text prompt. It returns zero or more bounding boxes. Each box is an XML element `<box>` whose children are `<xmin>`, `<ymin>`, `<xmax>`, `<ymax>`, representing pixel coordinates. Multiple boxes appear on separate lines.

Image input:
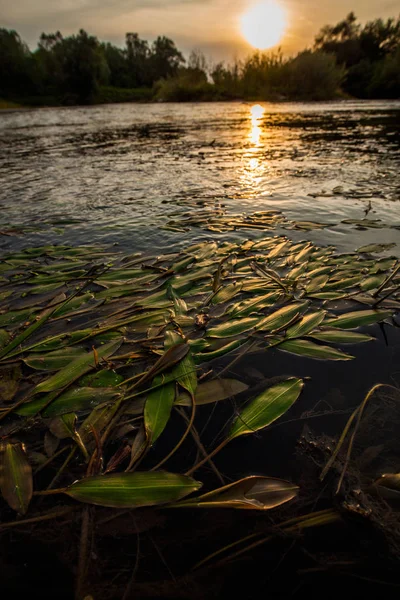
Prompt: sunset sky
<box><xmin>1</xmin><ymin>0</ymin><xmax>399</xmax><ymax>60</ymax></box>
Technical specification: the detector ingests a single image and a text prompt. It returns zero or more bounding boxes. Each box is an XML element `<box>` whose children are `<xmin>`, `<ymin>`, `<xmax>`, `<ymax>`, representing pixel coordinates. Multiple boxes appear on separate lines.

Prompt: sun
<box><xmin>240</xmin><ymin>1</ymin><xmax>286</xmax><ymax>50</ymax></box>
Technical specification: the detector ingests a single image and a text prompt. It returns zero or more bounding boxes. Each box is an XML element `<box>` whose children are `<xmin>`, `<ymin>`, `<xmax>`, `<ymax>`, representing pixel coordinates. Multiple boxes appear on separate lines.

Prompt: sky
<box><xmin>1</xmin><ymin>0</ymin><xmax>399</xmax><ymax>61</ymax></box>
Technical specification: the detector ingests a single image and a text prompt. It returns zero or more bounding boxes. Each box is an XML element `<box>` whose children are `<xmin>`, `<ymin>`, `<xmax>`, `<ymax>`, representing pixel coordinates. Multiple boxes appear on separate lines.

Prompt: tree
<box><xmin>150</xmin><ymin>36</ymin><xmax>184</xmax><ymax>81</ymax></box>
<box><xmin>285</xmin><ymin>51</ymin><xmax>346</xmax><ymax>100</ymax></box>
<box><xmin>0</xmin><ymin>29</ymin><xmax>34</xmax><ymax>97</ymax></box>
<box><xmin>125</xmin><ymin>33</ymin><xmax>150</xmax><ymax>87</ymax></box>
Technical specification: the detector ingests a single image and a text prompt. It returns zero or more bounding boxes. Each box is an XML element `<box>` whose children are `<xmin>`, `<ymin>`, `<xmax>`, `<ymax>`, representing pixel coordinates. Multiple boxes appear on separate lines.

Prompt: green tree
<box><xmin>150</xmin><ymin>36</ymin><xmax>184</xmax><ymax>81</ymax></box>
<box><xmin>0</xmin><ymin>29</ymin><xmax>34</xmax><ymax>97</ymax></box>
<box><xmin>285</xmin><ymin>51</ymin><xmax>346</xmax><ymax>100</ymax></box>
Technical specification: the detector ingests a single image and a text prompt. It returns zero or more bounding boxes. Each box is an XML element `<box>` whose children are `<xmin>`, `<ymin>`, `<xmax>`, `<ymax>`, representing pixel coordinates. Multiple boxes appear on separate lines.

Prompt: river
<box><xmin>0</xmin><ymin>100</ymin><xmax>399</xmax><ymax>254</ymax></box>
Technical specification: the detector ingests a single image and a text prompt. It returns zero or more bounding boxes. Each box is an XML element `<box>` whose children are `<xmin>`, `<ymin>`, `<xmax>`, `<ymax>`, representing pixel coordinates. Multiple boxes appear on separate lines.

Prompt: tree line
<box><xmin>0</xmin><ymin>12</ymin><xmax>399</xmax><ymax>106</ymax></box>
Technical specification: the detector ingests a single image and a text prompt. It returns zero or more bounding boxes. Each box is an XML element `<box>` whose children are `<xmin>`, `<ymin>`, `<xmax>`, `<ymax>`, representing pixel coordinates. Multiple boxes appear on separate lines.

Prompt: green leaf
<box><xmin>78</xmin><ymin>369</ymin><xmax>124</xmax><ymax>388</ymax></box>
<box><xmin>357</xmin><ymin>243</ymin><xmax>396</xmax><ymax>254</ymax></box>
<box><xmin>49</xmin><ymin>413</ymin><xmax>77</xmax><ymax>439</ymax></box>
<box><xmin>305</xmin><ymin>274</ymin><xmax>329</xmax><ymax>293</ymax></box>
<box><xmin>0</xmin><ymin>329</ymin><xmax>10</xmax><ymax>348</ymax></box>
<box><xmin>144</xmin><ymin>378</ymin><xmax>176</xmax><ymax>444</ymax></box>
<box><xmin>359</xmin><ymin>274</ymin><xmax>386</xmax><ymax>291</ymax></box>
<box><xmin>285</xmin><ymin>311</ymin><xmax>326</xmax><ymax>339</ymax></box>
<box><xmin>0</xmin><ymin>441</ymin><xmax>33</xmax><ymax>514</ymax></box>
<box><xmin>176</xmin><ymin>476</ymin><xmax>298</xmax><ymax>510</ymax></box>
<box><xmin>195</xmin><ymin>339</ymin><xmax>245</xmax><ymax>363</ymax></box>
<box><xmin>256</xmin><ymin>302</ymin><xmax>308</xmax><ymax>333</ymax></box>
<box><xmin>176</xmin><ymin>378</ymin><xmax>248</xmax><ymax>406</ymax></box>
<box><xmin>207</xmin><ymin>317</ymin><xmax>259</xmax><ymax>338</ymax></box>
<box><xmin>278</xmin><ymin>339</ymin><xmax>353</xmax><ymax>360</ymax></box>
<box><xmin>229</xmin><ymin>292</ymin><xmax>281</xmax><ymax>317</ymax></box>
<box><xmin>24</xmin><ymin>347</ymin><xmax>87</xmax><ymax>371</ymax></box>
<box><xmin>323</xmin><ymin>309</ymin><xmax>391</xmax><ymax>329</ymax></box>
<box><xmin>66</xmin><ymin>471</ymin><xmax>202</xmax><ymax>508</ymax></box>
<box><xmin>32</xmin><ymin>338</ymin><xmax>123</xmax><ymax>394</ymax></box>
<box><xmin>229</xmin><ymin>378</ymin><xmax>303</xmax><ymax>440</ymax></box>
<box><xmin>211</xmin><ymin>282</ymin><xmax>243</xmax><ymax>305</ymax></box>
<box><xmin>42</xmin><ymin>387</ymin><xmax>122</xmax><ymax>418</ymax></box>
<box><xmin>310</xmin><ymin>329</ymin><xmax>374</xmax><ymax>344</ymax></box>
<box><xmin>170</xmin><ymin>350</ymin><xmax>197</xmax><ymax>397</ymax></box>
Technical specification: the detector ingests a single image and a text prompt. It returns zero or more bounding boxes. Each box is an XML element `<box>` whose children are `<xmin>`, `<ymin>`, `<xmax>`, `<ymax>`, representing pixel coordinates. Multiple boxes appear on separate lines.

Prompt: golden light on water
<box><xmin>240</xmin><ymin>1</ymin><xmax>286</xmax><ymax>50</ymax></box>
<box><xmin>249</xmin><ymin>103</ymin><xmax>265</xmax><ymax>145</ymax></box>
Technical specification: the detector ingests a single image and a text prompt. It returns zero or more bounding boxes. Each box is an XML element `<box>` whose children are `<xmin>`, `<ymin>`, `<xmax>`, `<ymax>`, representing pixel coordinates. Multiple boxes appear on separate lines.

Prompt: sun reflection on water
<box><xmin>249</xmin><ymin>104</ymin><xmax>265</xmax><ymax>146</ymax></box>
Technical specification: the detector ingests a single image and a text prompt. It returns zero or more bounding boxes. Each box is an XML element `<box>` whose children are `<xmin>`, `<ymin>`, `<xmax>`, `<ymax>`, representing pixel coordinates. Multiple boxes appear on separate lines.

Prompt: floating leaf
<box><xmin>66</xmin><ymin>471</ymin><xmax>202</xmax><ymax>508</ymax></box>
<box><xmin>323</xmin><ymin>309</ymin><xmax>391</xmax><ymax>329</ymax></box>
<box><xmin>357</xmin><ymin>243</ymin><xmax>396</xmax><ymax>254</ymax></box>
<box><xmin>278</xmin><ymin>339</ymin><xmax>353</xmax><ymax>360</ymax></box>
<box><xmin>207</xmin><ymin>317</ymin><xmax>259</xmax><ymax>338</ymax></box>
<box><xmin>0</xmin><ymin>329</ymin><xmax>10</xmax><ymax>348</ymax></box>
<box><xmin>195</xmin><ymin>339</ymin><xmax>245</xmax><ymax>363</ymax></box>
<box><xmin>257</xmin><ymin>302</ymin><xmax>308</xmax><ymax>333</ymax></box>
<box><xmin>176</xmin><ymin>378</ymin><xmax>248</xmax><ymax>406</ymax></box>
<box><xmin>42</xmin><ymin>387</ymin><xmax>122</xmax><ymax>418</ymax></box>
<box><xmin>49</xmin><ymin>413</ymin><xmax>77</xmax><ymax>439</ymax></box>
<box><xmin>144</xmin><ymin>378</ymin><xmax>176</xmax><ymax>444</ymax></box>
<box><xmin>359</xmin><ymin>274</ymin><xmax>386</xmax><ymax>291</ymax></box>
<box><xmin>177</xmin><ymin>476</ymin><xmax>298</xmax><ymax>510</ymax></box>
<box><xmin>310</xmin><ymin>329</ymin><xmax>374</xmax><ymax>344</ymax></box>
<box><xmin>24</xmin><ymin>347</ymin><xmax>87</xmax><ymax>371</ymax></box>
<box><xmin>0</xmin><ymin>441</ymin><xmax>33</xmax><ymax>514</ymax></box>
<box><xmin>229</xmin><ymin>378</ymin><xmax>303</xmax><ymax>440</ymax></box>
<box><xmin>285</xmin><ymin>311</ymin><xmax>326</xmax><ymax>339</ymax></box>
<box><xmin>78</xmin><ymin>369</ymin><xmax>124</xmax><ymax>388</ymax></box>
<box><xmin>211</xmin><ymin>282</ymin><xmax>243</xmax><ymax>305</ymax></box>
<box><xmin>32</xmin><ymin>338</ymin><xmax>123</xmax><ymax>394</ymax></box>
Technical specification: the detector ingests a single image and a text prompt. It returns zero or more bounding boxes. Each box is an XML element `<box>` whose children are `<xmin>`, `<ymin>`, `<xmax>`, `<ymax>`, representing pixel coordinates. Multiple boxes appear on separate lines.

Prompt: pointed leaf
<box><xmin>32</xmin><ymin>338</ymin><xmax>123</xmax><ymax>394</ymax></box>
<box><xmin>229</xmin><ymin>378</ymin><xmax>303</xmax><ymax>440</ymax></box>
<box><xmin>211</xmin><ymin>282</ymin><xmax>243</xmax><ymax>305</ymax></box>
<box><xmin>278</xmin><ymin>339</ymin><xmax>353</xmax><ymax>360</ymax></box>
<box><xmin>24</xmin><ymin>347</ymin><xmax>87</xmax><ymax>371</ymax></box>
<box><xmin>43</xmin><ymin>387</ymin><xmax>122</xmax><ymax>418</ymax></box>
<box><xmin>310</xmin><ymin>329</ymin><xmax>374</xmax><ymax>344</ymax></box>
<box><xmin>285</xmin><ymin>311</ymin><xmax>326</xmax><ymax>339</ymax></box>
<box><xmin>177</xmin><ymin>476</ymin><xmax>298</xmax><ymax>510</ymax></box>
<box><xmin>256</xmin><ymin>302</ymin><xmax>308</xmax><ymax>333</ymax></box>
<box><xmin>144</xmin><ymin>378</ymin><xmax>176</xmax><ymax>444</ymax></box>
<box><xmin>323</xmin><ymin>309</ymin><xmax>391</xmax><ymax>329</ymax></box>
<box><xmin>66</xmin><ymin>471</ymin><xmax>202</xmax><ymax>508</ymax></box>
<box><xmin>0</xmin><ymin>441</ymin><xmax>33</xmax><ymax>514</ymax></box>
<box><xmin>207</xmin><ymin>317</ymin><xmax>259</xmax><ymax>338</ymax></box>
<box><xmin>176</xmin><ymin>378</ymin><xmax>248</xmax><ymax>406</ymax></box>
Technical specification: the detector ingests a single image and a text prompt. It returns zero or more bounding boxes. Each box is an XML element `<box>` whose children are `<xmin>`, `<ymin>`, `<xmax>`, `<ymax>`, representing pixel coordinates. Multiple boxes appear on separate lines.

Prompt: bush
<box><xmin>285</xmin><ymin>51</ymin><xmax>346</xmax><ymax>100</ymax></box>
<box><xmin>96</xmin><ymin>86</ymin><xmax>153</xmax><ymax>104</ymax></box>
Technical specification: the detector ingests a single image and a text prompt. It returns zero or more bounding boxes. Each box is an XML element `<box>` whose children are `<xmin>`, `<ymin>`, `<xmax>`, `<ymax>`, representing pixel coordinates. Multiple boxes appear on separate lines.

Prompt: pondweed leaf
<box><xmin>42</xmin><ymin>387</ymin><xmax>122</xmax><ymax>418</ymax></box>
<box><xmin>207</xmin><ymin>317</ymin><xmax>259</xmax><ymax>338</ymax></box>
<box><xmin>256</xmin><ymin>302</ymin><xmax>308</xmax><ymax>333</ymax></box>
<box><xmin>229</xmin><ymin>378</ymin><xmax>303</xmax><ymax>440</ymax></box>
<box><xmin>323</xmin><ymin>309</ymin><xmax>391</xmax><ymax>329</ymax></box>
<box><xmin>176</xmin><ymin>476</ymin><xmax>298</xmax><ymax>510</ymax></box>
<box><xmin>285</xmin><ymin>311</ymin><xmax>326</xmax><ymax>339</ymax></box>
<box><xmin>66</xmin><ymin>471</ymin><xmax>202</xmax><ymax>508</ymax></box>
<box><xmin>176</xmin><ymin>378</ymin><xmax>248</xmax><ymax>406</ymax></box>
<box><xmin>0</xmin><ymin>441</ymin><xmax>33</xmax><ymax>514</ymax></box>
<box><xmin>144</xmin><ymin>377</ymin><xmax>176</xmax><ymax>444</ymax></box>
<box><xmin>310</xmin><ymin>329</ymin><xmax>374</xmax><ymax>344</ymax></box>
<box><xmin>32</xmin><ymin>338</ymin><xmax>123</xmax><ymax>394</ymax></box>
<box><xmin>24</xmin><ymin>347</ymin><xmax>87</xmax><ymax>371</ymax></box>
<box><xmin>278</xmin><ymin>339</ymin><xmax>353</xmax><ymax>361</ymax></box>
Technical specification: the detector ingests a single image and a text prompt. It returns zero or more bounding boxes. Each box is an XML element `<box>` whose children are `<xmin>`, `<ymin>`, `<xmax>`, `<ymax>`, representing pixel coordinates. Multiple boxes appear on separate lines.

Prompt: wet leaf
<box><xmin>211</xmin><ymin>282</ymin><xmax>242</xmax><ymax>305</ymax></box>
<box><xmin>257</xmin><ymin>302</ymin><xmax>308</xmax><ymax>333</ymax></box>
<box><xmin>229</xmin><ymin>378</ymin><xmax>303</xmax><ymax>440</ymax></box>
<box><xmin>24</xmin><ymin>347</ymin><xmax>87</xmax><ymax>371</ymax></box>
<box><xmin>323</xmin><ymin>309</ymin><xmax>391</xmax><ymax>329</ymax></box>
<box><xmin>43</xmin><ymin>387</ymin><xmax>122</xmax><ymax>418</ymax></box>
<box><xmin>285</xmin><ymin>311</ymin><xmax>326</xmax><ymax>339</ymax></box>
<box><xmin>278</xmin><ymin>339</ymin><xmax>353</xmax><ymax>360</ymax></box>
<box><xmin>195</xmin><ymin>339</ymin><xmax>245</xmax><ymax>363</ymax></box>
<box><xmin>372</xmin><ymin>473</ymin><xmax>400</xmax><ymax>500</ymax></box>
<box><xmin>207</xmin><ymin>317</ymin><xmax>259</xmax><ymax>338</ymax></box>
<box><xmin>310</xmin><ymin>329</ymin><xmax>374</xmax><ymax>344</ymax></box>
<box><xmin>0</xmin><ymin>329</ymin><xmax>10</xmax><ymax>348</ymax></box>
<box><xmin>229</xmin><ymin>292</ymin><xmax>281</xmax><ymax>318</ymax></box>
<box><xmin>78</xmin><ymin>369</ymin><xmax>124</xmax><ymax>388</ymax></box>
<box><xmin>66</xmin><ymin>471</ymin><xmax>202</xmax><ymax>508</ymax></box>
<box><xmin>176</xmin><ymin>378</ymin><xmax>248</xmax><ymax>406</ymax></box>
<box><xmin>177</xmin><ymin>476</ymin><xmax>298</xmax><ymax>509</ymax></box>
<box><xmin>144</xmin><ymin>378</ymin><xmax>176</xmax><ymax>444</ymax></box>
<box><xmin>32</xmin><ymin>338</ymin><xmax>123</xmax><ymax>394</ymax></box>
<box><xmin>359</xmin><ymin>274</ymin><xmax>386</xmax><ymax>292</ymax></box>
<box><xmin>357</xmin><ymin>243</ymin><xmax>396</xmax><ymax>254</ymax></box>
<box><xmin>0</xmin><ymin>441</ymin><xmax>33</xmax><ymax>514</ymax></box>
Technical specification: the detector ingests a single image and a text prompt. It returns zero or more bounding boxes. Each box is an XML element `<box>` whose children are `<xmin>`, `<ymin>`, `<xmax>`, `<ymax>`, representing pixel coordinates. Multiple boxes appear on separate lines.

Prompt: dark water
<box><xmin>0</xmin><ymin>100</ymin><xmax>400</xmax><ymax>254</ymax></box>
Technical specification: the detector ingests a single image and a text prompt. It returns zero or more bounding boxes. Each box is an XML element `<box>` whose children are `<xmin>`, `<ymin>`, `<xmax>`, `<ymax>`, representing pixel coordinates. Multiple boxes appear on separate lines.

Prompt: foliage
<box><xmin>1</xmin><ymin>12</ymin><xmax>399</xmax><ymax>106</ymax></box>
